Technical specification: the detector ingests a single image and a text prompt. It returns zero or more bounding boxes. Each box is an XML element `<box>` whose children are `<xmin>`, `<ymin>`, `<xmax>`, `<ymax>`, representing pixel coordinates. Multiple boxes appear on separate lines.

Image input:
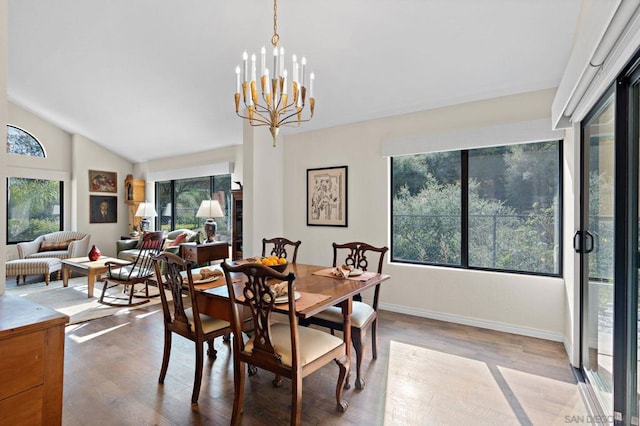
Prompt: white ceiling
<box><xmin>7</xmin><ymin>0</ymin><xmax>583</xmax><ymax>163</ymax></box>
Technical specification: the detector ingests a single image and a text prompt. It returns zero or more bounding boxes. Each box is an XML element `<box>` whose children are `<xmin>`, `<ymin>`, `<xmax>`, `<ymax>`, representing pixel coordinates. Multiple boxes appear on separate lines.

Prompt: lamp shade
<box><xmin>135</xmin><ymin>202</ymin><xmax>158</xmax><ymax>218</ymax></box>
<box><xmin>196</xmin><ymin>200</ymin><xmax>224</xmax><ymax>219</ymax></box>
<box><xmin>162</xmin><ymin>203</ymin><xmax>172</xmax><ymax>217</ymax></box>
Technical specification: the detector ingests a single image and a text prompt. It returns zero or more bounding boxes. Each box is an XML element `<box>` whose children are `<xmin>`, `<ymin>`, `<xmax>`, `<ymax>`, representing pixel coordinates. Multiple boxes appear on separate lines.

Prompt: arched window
<box><xmin>6</xmin><ymin>125</ymin><xmax>45</xmax><ymax>157</ymax></box>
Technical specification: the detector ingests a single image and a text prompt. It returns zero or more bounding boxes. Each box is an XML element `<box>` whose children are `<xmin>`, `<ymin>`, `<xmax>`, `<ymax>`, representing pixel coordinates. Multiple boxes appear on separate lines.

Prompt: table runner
<box><xmin>312</xmin><ymin>267</ymin><xmax>378</xmax><ymax>282</ymax></box>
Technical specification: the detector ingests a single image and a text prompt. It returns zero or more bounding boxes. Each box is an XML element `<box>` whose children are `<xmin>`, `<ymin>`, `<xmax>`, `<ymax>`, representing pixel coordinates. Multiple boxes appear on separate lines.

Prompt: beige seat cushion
<box><xmin>184</xmin><ymin>308</ymin><xmax>230</xmax><ymax>334</ymax></box>
<box><xmin>244</xmin><ymin>323</ymin><xmax>343</xmax><ymax>367</ymax></box>
<box><xmin>311</xmin><ymin>301</ymin><xmax>375</xmax><ymax>328</ymax></box>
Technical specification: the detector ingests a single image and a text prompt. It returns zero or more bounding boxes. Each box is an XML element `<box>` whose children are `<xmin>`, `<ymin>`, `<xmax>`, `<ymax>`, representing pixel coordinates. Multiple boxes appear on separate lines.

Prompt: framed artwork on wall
<box><xmin>90</xmin><ymin>195</ymin><xmax>117</xmax><ymax>223</ymax></box>
<box><xmin>307</xmin><ymin>165</ymin><xmax>348</xmax><ymax>227</ymax></box>
<box><xmin>89</xmin><ymin>170</ymin><xmax>117</xmax><ymax>193</ymax></box>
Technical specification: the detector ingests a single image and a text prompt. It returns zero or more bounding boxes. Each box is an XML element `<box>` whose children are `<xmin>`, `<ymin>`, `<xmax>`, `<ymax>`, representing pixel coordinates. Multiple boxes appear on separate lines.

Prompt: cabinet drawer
<box><xmin>0</xmin><ymin>386</ymin><xmax>44</xmax><ymax>425</ymax></box>
<box><xmin>0</xmin><ymin>330</ymin><xmax>45</xmax><ymax>401</ymax></box>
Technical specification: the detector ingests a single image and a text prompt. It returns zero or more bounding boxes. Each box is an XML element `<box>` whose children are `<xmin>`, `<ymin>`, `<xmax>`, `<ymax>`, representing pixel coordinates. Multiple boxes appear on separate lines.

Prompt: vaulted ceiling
<box><xmin>7</xmin><ymin>0</ymin><xmax>582</xmax><ymax>162</ymax></box>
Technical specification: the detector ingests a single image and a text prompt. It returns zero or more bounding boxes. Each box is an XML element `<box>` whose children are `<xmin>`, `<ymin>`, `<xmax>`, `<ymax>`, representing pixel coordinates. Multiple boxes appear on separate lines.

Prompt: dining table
<box><xmin>192</xmin><ymin>261</ymin><xmax>391</xmax><ymax>390</ymax></box>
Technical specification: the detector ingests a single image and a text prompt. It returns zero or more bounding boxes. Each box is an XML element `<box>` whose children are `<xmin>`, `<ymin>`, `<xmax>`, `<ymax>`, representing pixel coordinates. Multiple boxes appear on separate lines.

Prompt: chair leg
<box><xmin>207</xmin><ymin>339</ymin><xmax>217</xmax><ymax>358</ymax></box>
<box><xmin>159</xmin><ymin>330</ymin><xmax>172</xmax><ymax>384</ymax></box>
<box><xmin>272</xmin><ymin>374</ymin><xmax>283</xmax><ymax>387</ymax></box>
<box><xmin>231</xmin><ymin>361</ymin><xmax>246</xmax><ymax>426</ymax></box>
<box><xmin>99</xmin><ymin>280</ymin><xmax>108</xmax><ymax>304</ymax></box>
<box><xmin>291</xmin><ymin>374</ymin><xmax>303</xmax><ymax>426</ymax></box>
<box><xmin>128</xmin><ymin>283</ymin><xmax>135</xmax><ymax>305</ymax></box>
<box><xmin>371</xmin><ymin>318</ymin><xmax>378</xmax><ymax>360</ymax></box>
<box><xmin>334</xmin><ymin>355</ymin><xmax>349</xmax><ymax>413</ymax></box>
<box><xmin>192</xmin><ymin>340</ymin><xmax>204</xmax><ymax>404</ymax></box>
<box><xmin>352</xmin><ymin>328</ymin><xmax>366</xmax><ymax>390</ymax></box>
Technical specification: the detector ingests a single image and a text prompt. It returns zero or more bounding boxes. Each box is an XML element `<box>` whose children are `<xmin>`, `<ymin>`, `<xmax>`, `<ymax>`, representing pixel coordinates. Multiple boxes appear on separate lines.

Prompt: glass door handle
<box><xmin>574</xmin><ymin>230</ymin><xmax>595</xmax><ymax>253</ymax></box>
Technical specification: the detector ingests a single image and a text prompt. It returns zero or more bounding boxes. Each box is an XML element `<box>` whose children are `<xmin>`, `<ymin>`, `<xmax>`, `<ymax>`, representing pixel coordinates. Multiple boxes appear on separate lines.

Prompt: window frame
<box><xmin>390</xmin><ymin>140</ymin><xmax>563</xmax><ymax>278</ymax></box>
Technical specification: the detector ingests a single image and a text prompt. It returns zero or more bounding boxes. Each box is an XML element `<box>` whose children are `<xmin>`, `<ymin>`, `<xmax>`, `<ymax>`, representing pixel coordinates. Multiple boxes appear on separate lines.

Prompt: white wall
<box><xmin>0</xmin><ymin>0</ymin><xmax>8</xmax><ymax>294</ymax></box>
<box><xmin>281</xmin><ymin>88</ymin><xmax>574</xmax><ymax>343</ymax></box>
<box><xmin>72</xmin><ymin>134</ymin><xmax>133</xmax><ymax>257</ymax></box>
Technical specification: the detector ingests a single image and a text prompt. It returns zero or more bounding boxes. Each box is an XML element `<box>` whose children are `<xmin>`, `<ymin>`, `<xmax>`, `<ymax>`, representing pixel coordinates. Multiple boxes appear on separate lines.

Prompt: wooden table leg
<box><xmin>87</xmin><ymin>270</ymin><xmax>96</xmax><ymax>298</ymax></box>
<box><xmin>62</xmin><ymin>266</ymin><xmax>69</xmax><ymax>288</ymax></box>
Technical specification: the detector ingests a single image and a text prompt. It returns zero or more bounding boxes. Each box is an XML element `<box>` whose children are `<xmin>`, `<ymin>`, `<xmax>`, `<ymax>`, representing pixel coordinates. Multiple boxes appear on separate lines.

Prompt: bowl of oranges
<box><xmin>255</xmin><ymin>255</ymin><xmax>288</xmax><ymax>272</ymax></box>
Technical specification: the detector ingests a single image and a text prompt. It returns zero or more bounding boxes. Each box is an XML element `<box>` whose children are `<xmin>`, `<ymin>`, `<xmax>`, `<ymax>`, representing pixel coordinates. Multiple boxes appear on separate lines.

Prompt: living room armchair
<box><xmin>17</xmin><ymin>231</ymin><xmax>91</xmax><ymax>260</ymax></box>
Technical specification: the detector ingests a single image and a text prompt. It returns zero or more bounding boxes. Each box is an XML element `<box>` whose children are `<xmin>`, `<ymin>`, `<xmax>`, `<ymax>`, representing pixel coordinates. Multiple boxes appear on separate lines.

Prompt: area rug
<box><xmin>5</xmin><ymin>277</ymin><xmax>169</xmax><ymax>325</ymax></box>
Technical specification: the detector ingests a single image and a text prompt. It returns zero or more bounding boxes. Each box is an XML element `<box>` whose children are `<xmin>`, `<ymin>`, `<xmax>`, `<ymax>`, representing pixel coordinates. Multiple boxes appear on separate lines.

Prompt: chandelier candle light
<box><xmin>234</xmin><ymin>0</ymin><xmax>315</xmax><ymax>147</ymax></box>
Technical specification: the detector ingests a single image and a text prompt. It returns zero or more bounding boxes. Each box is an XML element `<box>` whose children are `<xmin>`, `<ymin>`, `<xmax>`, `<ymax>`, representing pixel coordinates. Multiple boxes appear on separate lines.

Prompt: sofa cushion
<box><xmin>166</xmin><ymin>229</ymin><xmax>197</xmax><ymax>241</ymax></box>
<box><xmin>40</xmin><ymin>240</ymin><xmax>70</xmax><ymax>252</ymax></box>
<box><xmin>117</xmin><ymin>249</ymin><xmax>140</xmax><ymax>262</ymax></box>
<box><xmin>28</xmin><ymin>250</ymin><xmax>70</xmax><ymax>260</ymax></box>
<box><xmin>171</xmin><ymin>232</ymin><xmax>188</xmax><ymax>246</ymax></box>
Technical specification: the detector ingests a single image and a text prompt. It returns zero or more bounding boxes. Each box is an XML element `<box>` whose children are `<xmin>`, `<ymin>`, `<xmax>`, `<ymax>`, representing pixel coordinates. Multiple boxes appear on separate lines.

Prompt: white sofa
<box><xmin>17</xmin><ymin>231</ymin><xmax>91</xmax><ymax>260</ymax></box>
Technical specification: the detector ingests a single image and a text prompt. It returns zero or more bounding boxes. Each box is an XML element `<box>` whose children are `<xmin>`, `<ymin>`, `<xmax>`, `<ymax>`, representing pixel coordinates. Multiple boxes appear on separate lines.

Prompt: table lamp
<box><xmin>135</xmin><ymin>202</ymin><xmax>158</xmax><ymax>232</ymax></box>
<box><xmin>196</xmin><ymin>199</ymin><xmax>224</xmax><ymax>243</ymax></box>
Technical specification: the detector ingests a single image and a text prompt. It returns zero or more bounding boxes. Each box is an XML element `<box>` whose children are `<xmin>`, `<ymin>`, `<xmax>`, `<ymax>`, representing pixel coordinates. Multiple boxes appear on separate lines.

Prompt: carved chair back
<box><xmin>261</xmin><ymin>237</ymin><xmax>302</xmax><ymax>263</ymax></box>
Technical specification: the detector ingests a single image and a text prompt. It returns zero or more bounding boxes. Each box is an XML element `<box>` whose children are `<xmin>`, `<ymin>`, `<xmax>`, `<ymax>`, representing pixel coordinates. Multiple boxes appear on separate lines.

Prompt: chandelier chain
<box><xmin>271</xmin><ymin>0</ymin><xmax>280</xmax><ymax>47</ymax></box>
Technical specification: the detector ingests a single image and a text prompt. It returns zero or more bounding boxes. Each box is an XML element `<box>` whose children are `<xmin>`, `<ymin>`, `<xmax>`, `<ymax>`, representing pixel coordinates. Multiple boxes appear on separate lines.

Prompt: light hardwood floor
<box><xmin>60</xmin><ymin>302</ymin><xmax>589</xmax><ymax>425</ymax></box>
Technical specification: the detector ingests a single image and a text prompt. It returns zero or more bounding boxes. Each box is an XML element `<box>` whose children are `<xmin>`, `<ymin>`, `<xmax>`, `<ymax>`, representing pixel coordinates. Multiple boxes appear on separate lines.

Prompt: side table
<box><xmin>181</xmin><ymin>242</ymin><xmax>229</xmax><ymax>266</ymax></box>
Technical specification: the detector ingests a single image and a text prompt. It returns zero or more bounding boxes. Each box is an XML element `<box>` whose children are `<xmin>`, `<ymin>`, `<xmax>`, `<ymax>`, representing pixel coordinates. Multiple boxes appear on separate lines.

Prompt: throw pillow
<box><xmin>171</xmin><ymin>232</ymin><xmax>188</xmax><ymax>246</ymax></box>
<box><xmin>40</xmin><ymin>240</ymin><xmax>70</xmax><ymax>252</ymax></box>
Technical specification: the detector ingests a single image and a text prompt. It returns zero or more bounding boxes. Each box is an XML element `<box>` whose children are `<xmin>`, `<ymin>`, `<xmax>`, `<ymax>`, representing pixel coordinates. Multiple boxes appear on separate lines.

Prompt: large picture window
<box><xmin>7</xmin><ymin>177</ymin><xmax>63</xmax><ymax>243</ymax></box>
<box><xmin>391</xmin><ymin>140</ymin><xmax>562</xmax><ymax>276</ymax></box>
<box><xmin>155</xmin><ymin>174</ymin><xmax>231</xmax><ymax>241</ymax></box>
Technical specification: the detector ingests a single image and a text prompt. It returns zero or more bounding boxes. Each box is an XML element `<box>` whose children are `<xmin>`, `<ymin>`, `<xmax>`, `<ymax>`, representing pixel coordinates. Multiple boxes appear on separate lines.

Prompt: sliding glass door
<box><xmin>578</xmin><ymin>58</ymin><xmax>640</xmax><ymax>425</ymax></box>
<box><xmin>581</xmin><ymin>92</ymin><xmax>615</xmax><ymax>416</ymax></box>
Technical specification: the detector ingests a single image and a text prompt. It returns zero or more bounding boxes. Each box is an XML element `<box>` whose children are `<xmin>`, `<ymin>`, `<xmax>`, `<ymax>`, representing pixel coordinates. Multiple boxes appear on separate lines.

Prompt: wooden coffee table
<box><xmin>61</xmin><ymin>256</ymin><xmax>130</xmax><ymax>298</ymax></box>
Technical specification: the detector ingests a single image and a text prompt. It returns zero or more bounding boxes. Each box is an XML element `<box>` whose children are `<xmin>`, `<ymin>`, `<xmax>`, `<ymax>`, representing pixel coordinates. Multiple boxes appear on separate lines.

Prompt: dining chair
<box><xmin>221</xmin><ymin>261</ymin><xmax>349</xmax><ymax>425</ymax></box>
<box><xmin>153</xmin><ymin>252</ymin><xmax>232</xmax><ymax>404</ymax></box>
<box><xmin>261</xmin><ymin>237</ymin><xmax>302</xmax><ymax>263</ymax></box>
<box><xmin>305</xmin><ymin>241</ymin><xmax>388</xmax><ymax>390</ymax></box>
<box><xmin>99</xmin><ymin>230</ymin><xmax>165</xmax><ymax>306</ymax></box>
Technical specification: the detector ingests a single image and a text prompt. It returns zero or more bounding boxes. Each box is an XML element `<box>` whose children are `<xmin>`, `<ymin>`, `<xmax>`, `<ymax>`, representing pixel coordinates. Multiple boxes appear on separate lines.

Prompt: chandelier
<box><xmin>234</xmin><ymin>0</ymin><xmax>315</xmax><ymax>147</ymax></box>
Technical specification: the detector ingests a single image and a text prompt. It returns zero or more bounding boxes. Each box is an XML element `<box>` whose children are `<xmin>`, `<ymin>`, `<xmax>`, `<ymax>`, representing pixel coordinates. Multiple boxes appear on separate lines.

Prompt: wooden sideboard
<box><xmin>0</xmin><ymin>293</ymin><xmax>69</xmax><ymax>425</ymax></box>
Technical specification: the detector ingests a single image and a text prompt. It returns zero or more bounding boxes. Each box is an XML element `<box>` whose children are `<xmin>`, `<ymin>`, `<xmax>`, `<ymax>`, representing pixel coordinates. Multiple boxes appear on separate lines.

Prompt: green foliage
<box><xmin>8</xmin><ymin>177</ymin><xmax>61</xmax><ymax>242</ymax></box>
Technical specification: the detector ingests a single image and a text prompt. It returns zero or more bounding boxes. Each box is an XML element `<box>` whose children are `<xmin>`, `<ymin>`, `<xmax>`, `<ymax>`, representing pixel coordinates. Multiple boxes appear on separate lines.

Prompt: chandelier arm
<box><xmin>278</xmin><ymin>113</ymin><xmax>313</xmax><ymax>127</ymax></box>
<box><xmin>251</xmin><ymin>102</ymin><xmax>272</xmax><ymax>114</ymax></box>
<box><xmin>236</xmin><ymin>110</ymin><xmax>273</xmax><ymax>126</ymax></box>
<box><xmin>277</xmin><ymin>105</ymin><xmax>313</xmax><ymax>126</ymax></box>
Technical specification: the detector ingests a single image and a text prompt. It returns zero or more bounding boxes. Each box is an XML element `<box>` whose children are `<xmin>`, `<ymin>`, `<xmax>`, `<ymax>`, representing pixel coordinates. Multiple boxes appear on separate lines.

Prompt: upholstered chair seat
<box><xmin>244</xmin><ymin>322</ymin><xmax>343</xmax><ymax>367</ymax></box>
<box><xmin>310</xmin><ymin>302</ymin><xmax>375</xmax><ymax>328</ymax></box>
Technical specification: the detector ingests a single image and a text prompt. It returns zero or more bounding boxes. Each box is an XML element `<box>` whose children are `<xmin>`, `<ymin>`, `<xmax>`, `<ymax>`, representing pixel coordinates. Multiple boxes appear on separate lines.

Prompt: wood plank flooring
<box><xmin>61</xmin><ymin>304</ymin><xmax>589</xmax><ymax>425</ymax></box>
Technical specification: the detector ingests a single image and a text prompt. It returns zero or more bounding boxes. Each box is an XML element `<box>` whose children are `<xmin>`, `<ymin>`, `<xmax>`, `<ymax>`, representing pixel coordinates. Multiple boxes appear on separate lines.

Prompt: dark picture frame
<box><xmin>89</xmin><ymin>170</ymin><xmax>117</xmax><ymax>193</ymax></box>
<box><xmin>307</xmin><ymin>165</ymin><xmax>348</xmax><ymax>227</ymax></box>
<box><xmin>90</xmin><ymin>195</ymin><xmax>117</xmax><ymax>223</ymax></box>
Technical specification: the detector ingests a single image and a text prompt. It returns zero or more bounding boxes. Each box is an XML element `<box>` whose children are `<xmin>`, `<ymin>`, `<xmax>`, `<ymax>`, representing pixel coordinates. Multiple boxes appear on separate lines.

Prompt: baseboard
<box><xmin>377</xmin><ymin>301</ymin><xmax>564</xmax><ymax>342</ymax></box>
